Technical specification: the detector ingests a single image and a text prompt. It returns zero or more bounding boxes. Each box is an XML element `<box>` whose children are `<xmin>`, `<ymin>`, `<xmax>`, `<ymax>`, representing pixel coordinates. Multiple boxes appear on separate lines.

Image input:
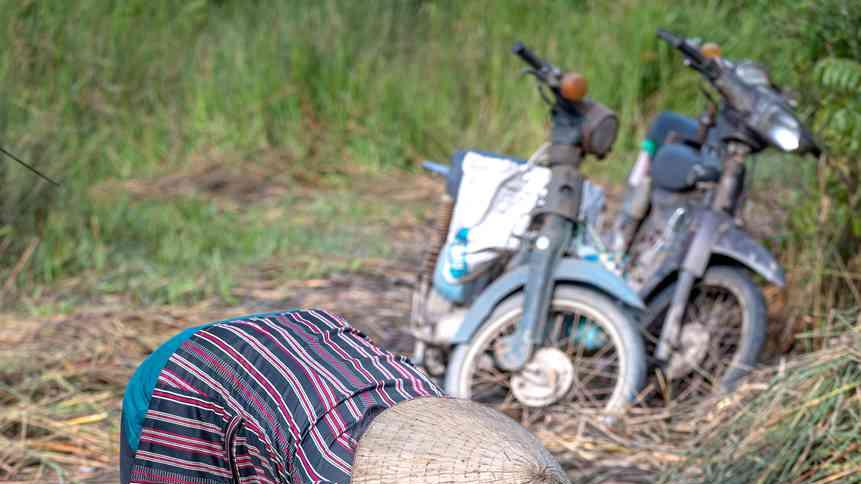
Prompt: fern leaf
<box><xmin>814</xmin><ymin>57</ymin><xmax>861</xmax><ymax>94</ymax></box>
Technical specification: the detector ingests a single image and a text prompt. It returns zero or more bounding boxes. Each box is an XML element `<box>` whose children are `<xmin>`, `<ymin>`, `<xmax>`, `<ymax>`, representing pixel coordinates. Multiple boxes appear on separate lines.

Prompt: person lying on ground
<box><xmin>120</xmin><ymin>308</ymin><xmax>571</xmax><ymax>483</ymax></box>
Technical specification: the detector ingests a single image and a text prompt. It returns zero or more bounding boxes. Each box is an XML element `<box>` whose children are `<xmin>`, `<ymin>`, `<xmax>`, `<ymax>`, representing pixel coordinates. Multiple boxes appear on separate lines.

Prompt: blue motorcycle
<box><xmin>410</xmin><ymin>42</ymin><xmax>646</xmax><ymax>421</ymax></box>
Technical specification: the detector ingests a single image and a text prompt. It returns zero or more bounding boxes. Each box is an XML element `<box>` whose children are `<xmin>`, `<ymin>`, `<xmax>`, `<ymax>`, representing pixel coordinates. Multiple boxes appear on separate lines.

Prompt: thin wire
<box><xmin>0</xmin><ymin>145</ymin><xmax>61</xmax><ymax>187</ymax></box>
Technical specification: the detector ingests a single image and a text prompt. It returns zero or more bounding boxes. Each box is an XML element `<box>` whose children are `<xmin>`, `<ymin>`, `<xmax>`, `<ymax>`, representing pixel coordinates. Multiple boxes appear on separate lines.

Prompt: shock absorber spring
<box><xmin>421</xmin><ymin>194</ymin><xmax>455</xmax><ymax>281</ymax></box>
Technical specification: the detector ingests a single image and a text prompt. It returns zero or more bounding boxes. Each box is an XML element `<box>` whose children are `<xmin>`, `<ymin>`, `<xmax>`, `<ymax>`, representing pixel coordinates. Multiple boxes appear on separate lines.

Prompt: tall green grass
<box><xmin>0</xmin><ymin>0</ymin><xmax>784</xmax><ymax>305</ymax></box>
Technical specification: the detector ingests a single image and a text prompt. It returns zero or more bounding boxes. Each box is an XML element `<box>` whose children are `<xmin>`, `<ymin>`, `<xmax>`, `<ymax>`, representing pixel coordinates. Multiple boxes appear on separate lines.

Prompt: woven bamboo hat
<box><xmin>351</xmin><ymin>397</ymin><xmax>570</xmax><ymax>484</ymax></box>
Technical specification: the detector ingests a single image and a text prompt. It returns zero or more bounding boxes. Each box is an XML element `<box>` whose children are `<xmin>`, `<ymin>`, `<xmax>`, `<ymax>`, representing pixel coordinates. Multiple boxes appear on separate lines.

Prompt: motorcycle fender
<box><xmin>640</xmin><ymin>223</ymin><xmax>785</xmax><ymax>301</ymax></box>
<box><xmin>450</xmin><ymin>258</ymin><xmax>644</xmax><ymax>344</ymax></box>
<box><xmin>682</xmin><ymin>210</ymin><xmax>721</xmax><ymax>277</ymax></box>
<box><xmin>713</xmin><ymin>224</ymin><xmax>785</xmax><ymax>287</ymax></box>
<box><xmin>638</xmin><ymin>252</ymin><xmax>683</xmax><ymax>302</ymax></box>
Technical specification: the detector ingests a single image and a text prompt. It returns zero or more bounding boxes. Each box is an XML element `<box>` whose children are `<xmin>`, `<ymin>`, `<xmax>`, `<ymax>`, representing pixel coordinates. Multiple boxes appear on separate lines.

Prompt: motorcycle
<box><xmin>410</xmin><ymin>42</ymin><xmax>647</xmax><ymax>419</ymax></box>
<box><xmin>597</xmin><ymin>30</ymin><xmax>822</xmax><ymax>401</ymax></box>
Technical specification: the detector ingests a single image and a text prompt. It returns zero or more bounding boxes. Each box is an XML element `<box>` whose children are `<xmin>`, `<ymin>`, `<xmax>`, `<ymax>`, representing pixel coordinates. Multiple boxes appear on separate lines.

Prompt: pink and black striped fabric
<box><xmin>127</xmin><ymin>309</ymin><xmax>443</xmax><ymax>483</ymax></box>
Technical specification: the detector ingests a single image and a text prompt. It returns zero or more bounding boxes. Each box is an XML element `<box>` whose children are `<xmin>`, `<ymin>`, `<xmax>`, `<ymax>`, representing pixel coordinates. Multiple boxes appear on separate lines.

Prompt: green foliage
<box><xmin>814</xmin><ymin>57</ymin><xmax>861</xmax><ymax>157</ymax></box>
<box><xmin>0</xmin><ymin>0</ymin><xmax>808</xmax><ymax>305</ymax></box>
<box><xmin>756</xmin><ymin>0</ymin><xmax>861</xmax><ymax>311</ymax></box>
<box><xmin>815</xmin><ymin>57</ymin><xmax>861</xmax><ymax>94</ymax></box>
<box><xmin>813</xmin><ymin>55</ymin><xmax>861</xmax><ymax>257</ymax></box>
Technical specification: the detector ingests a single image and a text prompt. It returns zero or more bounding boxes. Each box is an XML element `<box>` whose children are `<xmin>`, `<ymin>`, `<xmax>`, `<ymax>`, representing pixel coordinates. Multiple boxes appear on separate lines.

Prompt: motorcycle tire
<box><xmin>643</xmin><ymin>265</ymin><xmax>767</xmax><ymax>399</ymax></box>
<box><xmin>444</xmin><ymin>285</ymin><xmax>646</xmax><ymax>415</ymax></box>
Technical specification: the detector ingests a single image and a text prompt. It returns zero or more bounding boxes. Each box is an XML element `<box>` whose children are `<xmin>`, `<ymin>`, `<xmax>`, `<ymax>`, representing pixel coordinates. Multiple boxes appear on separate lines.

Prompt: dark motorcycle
<box><xmin>410</xmin><ymin>42</ymin><xmax>647</xmax><ymax>419</ymax></box>
<box><xmin>599</xmin><ymin>30</ymin><xmax>821</xmax><ymax>401</ymax></box>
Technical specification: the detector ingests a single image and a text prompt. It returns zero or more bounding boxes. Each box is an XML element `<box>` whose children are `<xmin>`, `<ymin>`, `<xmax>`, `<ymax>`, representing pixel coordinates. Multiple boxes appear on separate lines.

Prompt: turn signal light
<box><xmin>701</xmin><ymin>42</ymin><xmax>721</xmax><ymax>59</ymax></box>
<box><xmin>560</xmin><ymin>72</ymin><xmax>588</xmax><ymax>102</ymax></box>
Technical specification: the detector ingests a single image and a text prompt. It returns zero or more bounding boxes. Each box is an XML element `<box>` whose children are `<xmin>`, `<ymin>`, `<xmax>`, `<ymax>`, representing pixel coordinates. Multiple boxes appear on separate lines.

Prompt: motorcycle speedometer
<box><xmin>735</xmin><ymin>61</ymin><xmax>771</xmax><ymax>87</ymax></box>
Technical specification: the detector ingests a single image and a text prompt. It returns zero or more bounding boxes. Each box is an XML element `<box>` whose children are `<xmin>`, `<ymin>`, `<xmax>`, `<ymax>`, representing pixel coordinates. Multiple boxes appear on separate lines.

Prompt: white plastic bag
<box><xmin>439</xmin><ymin>152</ymin><xmax>548</xmax><ymax>283</ymax></box>
<box><xmin>434</xmin><ymin>151</ymin><xmax>607</xmax><ymax>302</ymax></box>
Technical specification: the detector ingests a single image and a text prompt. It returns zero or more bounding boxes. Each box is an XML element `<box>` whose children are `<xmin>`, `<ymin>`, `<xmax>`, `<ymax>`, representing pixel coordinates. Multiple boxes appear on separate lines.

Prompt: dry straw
<box><xmin>537</xmin><ymin>310</ymin><xmax>861</xmax><ymax>484</ymax></box>
<box><xmin>1</xmin><ymin>307</ymin><xmax>858</xmax><ymax>483</ymax></box>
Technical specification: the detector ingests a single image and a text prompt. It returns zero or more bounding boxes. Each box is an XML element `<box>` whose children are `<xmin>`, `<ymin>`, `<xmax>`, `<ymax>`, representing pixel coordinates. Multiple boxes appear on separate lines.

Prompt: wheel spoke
<box><xmin>461</xmin><ymin>296</ymin><xmax>628</xmax><ymax>425</ymax></box>
<box><xmin>659</xmin><ymin>278</ymin><xmax>750</xmax><ymax>406</ymax></box>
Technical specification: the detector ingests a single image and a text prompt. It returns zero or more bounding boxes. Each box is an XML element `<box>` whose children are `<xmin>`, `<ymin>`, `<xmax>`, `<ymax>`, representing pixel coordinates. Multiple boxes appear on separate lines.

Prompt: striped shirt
<box><xmin>125</xmin><ymin>309</ymin><xmax>443</xmax><ymax>483</ymax></box>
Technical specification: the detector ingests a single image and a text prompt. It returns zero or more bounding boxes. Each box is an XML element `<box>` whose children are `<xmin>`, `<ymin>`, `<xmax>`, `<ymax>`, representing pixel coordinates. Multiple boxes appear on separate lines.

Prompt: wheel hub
<box><xmin>510</xmin><ymin>347</ymin><xmax>575</xmax><ymax>407</ymax></box>
<box><xmin>666</xmin><ymin>322</ymin><xmax>710</xmax><ymax>379</ymax></box>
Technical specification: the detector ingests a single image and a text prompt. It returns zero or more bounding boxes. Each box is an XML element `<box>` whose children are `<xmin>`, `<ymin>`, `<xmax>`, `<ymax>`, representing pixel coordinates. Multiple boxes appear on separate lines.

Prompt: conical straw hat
<box><xmin>351</xmin><ymin>397</ymin><xmax>570</xmax><ymax>484</ymax></box>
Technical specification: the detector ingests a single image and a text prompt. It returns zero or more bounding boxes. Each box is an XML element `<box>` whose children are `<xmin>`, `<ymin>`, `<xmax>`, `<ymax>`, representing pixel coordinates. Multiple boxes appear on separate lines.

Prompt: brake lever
<box><xmin>520</xmin><ymin>68</ymin><xmax>555</xmax><ymax>105</ymax></box>
<box><xmin>537</xmin><ymin>84</ymin><xmax>554</xmax><ymax>106</ymax></box>
<box><xmin>520</xmin><ymin>68</ymin><xmax>545</xmax><ymax>82</ymax></box>
<box><xmin>683</xmin><ymin>57</ymin><xmax>706</xmax><ymax>74</ymax></box>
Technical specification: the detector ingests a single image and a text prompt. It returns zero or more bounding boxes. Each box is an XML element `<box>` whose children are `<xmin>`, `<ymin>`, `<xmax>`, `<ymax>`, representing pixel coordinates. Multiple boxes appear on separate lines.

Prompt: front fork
<box><xmin>496</xmin><ymin>145</ymin><xmax>582</xmax><ymax>371</ymax></box>
<box><xmin>496</xmin><ymin>214</ymin><xmax>573</xmax><ymax>370</ymax></box>
<box><xmin>655</xmin><ymin>142</ymin><xmax>748</xmax><ymax>364</ymax></box>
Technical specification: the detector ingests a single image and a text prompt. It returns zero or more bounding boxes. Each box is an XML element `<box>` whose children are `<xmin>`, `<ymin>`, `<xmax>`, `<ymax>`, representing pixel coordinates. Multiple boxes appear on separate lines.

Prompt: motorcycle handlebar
<box><xmin>512</xmin><ymin>41</ymin><xmax>547</xmax><ymax>71</ymax></box>
<box><xmin>657</xmin><ymin>28</ymin><xmax>710</xmax><ymax>75</ymax></box>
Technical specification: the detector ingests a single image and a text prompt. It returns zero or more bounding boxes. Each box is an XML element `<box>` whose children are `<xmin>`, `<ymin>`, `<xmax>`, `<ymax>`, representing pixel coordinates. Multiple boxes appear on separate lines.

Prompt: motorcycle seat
<box><xmin>651</xmin><ymin>143</ymin><xmax>720</xmax><ymax>192</ymax></box>
<box><xmin>646</xmin><ymin>111</ymin><xmax>701</xmax><ymax>152</ymax></box>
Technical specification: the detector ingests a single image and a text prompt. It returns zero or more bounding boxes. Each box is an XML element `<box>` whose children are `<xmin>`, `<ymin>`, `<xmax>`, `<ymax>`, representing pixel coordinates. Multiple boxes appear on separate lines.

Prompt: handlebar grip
<box><xmin>656</xmin><ymin>29</ymin><xmax>679</xmax><ymax>45</ymax></box>
<box><xmin>657</xmin><ymin>29</ymin><xmax>706</xmax><ymax>64</ymax></box>
<box><xmin>512</xmin><ymin>41</ymin><xmax>545</xmax><ymax>71</ymax></box>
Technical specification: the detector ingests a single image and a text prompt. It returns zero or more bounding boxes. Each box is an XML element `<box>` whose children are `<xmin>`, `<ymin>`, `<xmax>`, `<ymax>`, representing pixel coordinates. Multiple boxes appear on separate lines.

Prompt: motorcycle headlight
<box><xmin>749</xmin><ymin>96</ymin><xmax>803</xmax><ymax>152</ymax></box>
<box><xmin>763</xmin><ymin>107</ymin><xmax>801</xmax><ymax>151</ymax></box>
<box><xmin>579</xmin><ymin>100</ymin><xmax>619</xmax><ymax>159</ymax></box>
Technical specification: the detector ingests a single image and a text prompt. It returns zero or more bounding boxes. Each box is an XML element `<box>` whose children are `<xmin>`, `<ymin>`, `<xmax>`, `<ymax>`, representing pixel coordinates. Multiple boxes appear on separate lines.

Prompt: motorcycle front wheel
<box><xmin>643</xmin><ymin>265</ymin><xmax>767</xmax><ymax>403</ymax></box>
<box><xmin>444</xmin><ymin>285</ymin><xmax>646</xmax><ymax>424</ymax></box>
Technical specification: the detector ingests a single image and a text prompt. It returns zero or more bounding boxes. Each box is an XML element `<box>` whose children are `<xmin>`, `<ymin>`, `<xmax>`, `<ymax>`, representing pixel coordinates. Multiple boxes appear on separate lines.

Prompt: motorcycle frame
<box><xmin>649</xmin><ymin>104</ymin><xmax>784</xmax><ymax>362</ymax></box>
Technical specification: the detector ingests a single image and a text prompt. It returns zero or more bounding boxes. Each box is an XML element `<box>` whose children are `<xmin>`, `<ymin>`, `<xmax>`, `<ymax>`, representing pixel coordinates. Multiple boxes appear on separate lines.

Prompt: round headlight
<box><xmin>579</xmin><ymin>100</ymin><xmax>618</xmax><ymax>159</ymax></box>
